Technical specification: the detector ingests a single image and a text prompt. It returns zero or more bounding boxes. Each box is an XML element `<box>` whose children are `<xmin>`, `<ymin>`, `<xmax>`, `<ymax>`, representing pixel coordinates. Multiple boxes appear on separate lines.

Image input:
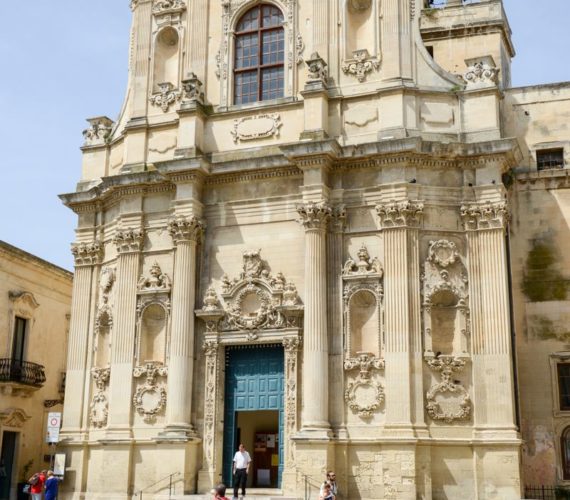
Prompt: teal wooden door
<box><xmin>223</xmin><ymin>345</ymin><xmax>284</xmax><ymax>486</ymax></box>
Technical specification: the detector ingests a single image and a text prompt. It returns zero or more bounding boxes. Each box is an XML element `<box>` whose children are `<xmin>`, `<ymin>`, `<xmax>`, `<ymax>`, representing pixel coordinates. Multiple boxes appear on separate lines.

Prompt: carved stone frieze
<box><xmin>344</xmin><ymin>352</ymin><xmax>385</xmax><ymax>379</ymax></box>
<box><xmin>90</xmin><ymin>367</ymin><xmax>110</xmax><ymax>428</ymax></box>
<box><xmin>461</xmin><ymin>201</ymin><xmax>509</xmax><ymax>231</ymax></box>
<box><xmin>345</xmin><ymin>375</ymin><xmax>385</xmax><ymax>419</ymax></box>
<box><xmin>231</xmin><ymin>114</ymin><xmax>282</xmax><ymax>144</ymax></box>
<box><xmin>113</xmin><ymin>227</ymin><xmax>144</xmax><ymax>253</ymax></box>
<box><xmin>342</xmin><ymin>49</ymin><xmax>380</xmax><ymax>83</ymax></box>
<box><xmin>133</xmin><ymin>362</ymin><xmax>168</xmax><ymax>424</ymax></box>
<box><xmin>168</xmin><ymin>215</ymin><xmax>205</xmax><ymax>243</ymax></box>
<box><xmin>376</xmin><ymin>200</ymin><xmax>424</xmax><ymax>229</ymax></box>
<box><xmin>305</xmin><ymin>52</ymin><xmax>328</xmax><ymax>85</ymax></box>
<box><xmin>71</xmin><ymin>241</ymin><xmax>102</xmax><ymax>267</ymax></box>
<box><xmin>149</xmin><ymin>82</ymin><xmax>182</xmax><ymax>113</ymax></box>
<box><xmin>181</xmin><ymin>72</ymin><xmax>204</xmax><ymax>103</ymax></box>
<box><xmin>138</xmin><ymin>262</ymin><xmax>171</xmax><ymax>292</ymax></box>
<box><xmin>82</xmin><ymin>117</ymin><xmax>113</xmax><ymax>147</ymax></box>
<box><xmin>425</xmin><ymin>356</ymin><xmax>471</xmax><ymax>424</ymax></box>
<box><xmin>297</xmin><ymin>202</ymin><xmax>332</xmax><ymax>231</ymax></box>
<box><xmin>152</xmin><ymin>0</ymin><xmax>186</xmax><ymax>14</ymax></box>
<box><xmin>343</xmin><ymin>244</ymin><xmax>383</xmax><ymax>276</ymax></box>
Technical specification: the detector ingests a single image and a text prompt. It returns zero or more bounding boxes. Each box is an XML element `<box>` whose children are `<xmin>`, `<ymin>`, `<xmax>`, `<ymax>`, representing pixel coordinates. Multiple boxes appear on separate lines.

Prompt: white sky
<box><xmin>0</xmin><ymin>0</ymin><xmax>567</xmax><ymax>270</ymax></box>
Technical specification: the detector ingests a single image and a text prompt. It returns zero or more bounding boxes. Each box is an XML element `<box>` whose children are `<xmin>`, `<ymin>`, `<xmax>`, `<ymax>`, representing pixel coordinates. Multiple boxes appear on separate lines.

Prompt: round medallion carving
<box><xmin>345</xmin><ymin>378</ymin><xmax>384</xmax><ymax>419</ymax></box>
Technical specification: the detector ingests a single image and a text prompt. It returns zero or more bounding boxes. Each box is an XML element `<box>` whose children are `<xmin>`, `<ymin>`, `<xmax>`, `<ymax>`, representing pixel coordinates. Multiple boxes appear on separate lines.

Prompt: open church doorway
<box><xmin>222</xmin><ymin>345</ymin><xmax>284</xmax><ymax>488</ymax></box>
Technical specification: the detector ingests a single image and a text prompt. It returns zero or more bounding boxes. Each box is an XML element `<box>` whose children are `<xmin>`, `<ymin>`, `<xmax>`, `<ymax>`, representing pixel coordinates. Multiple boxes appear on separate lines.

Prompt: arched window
<box><xmin>562</xmin><ymin>427</ymin><xmax>570</xmax><ymax>479</ymax></box>
<box><xmin>234</xmin><ymin>4</ymin><xmax>285</xmax><ymax>105</ymax></box>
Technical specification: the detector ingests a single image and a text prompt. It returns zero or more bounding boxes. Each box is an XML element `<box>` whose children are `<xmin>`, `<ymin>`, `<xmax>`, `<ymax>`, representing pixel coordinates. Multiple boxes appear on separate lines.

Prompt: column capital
<box><xmin>113</xmin><ymin>227</ymin><xmax>145</xmax><ymax>253</ymax></box>
<box><xmin>461</xmin><ymin>201</ymin><xmax>509</xmax><ymax>232</ymax></box>
<box><xmin>296</xmin><ymin>201</ymin><xmax>332</xmax><ymax>231</ymax></box>
<box><xmin>168</xmin><ymin>215</ymin><xmax>205</xmax><ymax>243</ymax></box>
<box><xmin>376</xmin><ymin>200</ymin><xmax>424</xmax><ymax>229</ymax></box>
<box><xmin>283</xmin><ymin>337</ymin><xmax>302</xmax><ymax>353</ymax></box>
<box><xmin>329</xmin><ymin>204</ymin><xmax>347</xmax><ymax>233</ymax></box>
<box><xmin>71</xmin><ymin>240</ymin><xmax>103</xmax><ymax>267</ymax></box>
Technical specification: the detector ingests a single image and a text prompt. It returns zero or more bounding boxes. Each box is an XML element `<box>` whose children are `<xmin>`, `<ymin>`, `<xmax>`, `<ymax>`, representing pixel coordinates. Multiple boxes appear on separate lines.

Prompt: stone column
<box><xmin>163</xmin><ymin>215</ymin><xmax>204</xmax><ymax>438</ymax></box>
<box><xmin>106</xmin><ymin>227</ymin><xmax>144</xmax><ymax>437</ymax></box>
<box><xmin>327</xmin><ymin>206</ymin><xmax>346</xmax><ymax>435</ymax></box>
<box><xmin>376</xmin><ymin>201</ymin><xmax>424</xmax><ymax>434</ymax></box>
<box><xmin>297</xmin><ymin>201</ymin><xmax>332</xmax><ymax>437</ymax></box>
<box><xmin>62</xmin><ymin>241</ymin><xmax>102</xmax><ymax>437</ymax></box>
<box><xmin>462</xmin><ymin>202</ymin><xmax>517</xmax><ymax>435</ymax></box>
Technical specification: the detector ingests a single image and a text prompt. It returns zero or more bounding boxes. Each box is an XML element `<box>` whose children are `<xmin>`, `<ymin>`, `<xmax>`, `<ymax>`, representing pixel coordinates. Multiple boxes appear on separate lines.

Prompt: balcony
<box><xmin>0</xmin><ymin>358</ymin><xmax>46</xmax><ymax>396</ymax></box>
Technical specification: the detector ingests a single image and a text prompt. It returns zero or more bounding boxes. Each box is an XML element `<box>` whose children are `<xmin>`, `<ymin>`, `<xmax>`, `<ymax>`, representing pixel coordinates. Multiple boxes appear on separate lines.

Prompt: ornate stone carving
<box><xmin>283</xmin><ymin>337</ymin><xmax>301</xmax><ymax>466</ymax></box>
<box><xmin>296</xmin><ymin>34</ymin><xmax>305</xmax><ymax>64</ymax></box>
<box><xmin>425</xmin><ymin>356</ymin><xmax>471</xmax><ymax>423</ymax></box>
<box><xmin>130</xmin><ymin>0</ymin><xmax>139</xmax><ymax>11</ymax></box>
<box><xmin>153</xmin><ymin>0</ymin><xmax>186</xmax><ymax>14</ymax></box>
<box><xmin>343</xmin><ymin>244</ymin><xmax>383</xmax><ymax>276</ymax></box>
<box><xmin>181</xmin><ymin>72</ymin><xmax>204</xmax><ymax>103</ymax></box>
<box><xmin>342</xmin><ymin>49</ymin><xmax>380</xmax><ymax>83</ymax></box>
<box><xmin>296</xmin><ymin>202</ymin><xmax>332</xmax><ymax>231</ymax></box>
<box><xmin>138</xmin><ymin>262</ymin><xmax>171</xmax><ymax>292</ymax></box>
<box><xmin>0</xmin><ymin>408</ymin><xmax>31</xmax><ymax>428</ymax></box>
<box><xmin>149</xmin><ymin>82</ymin><xmax>182</xmax><ymax>112</ymax></box>
<box><xmin>197</xmin><ymin>250</ymin><xmax>303</xmax><ymax>334</ymax></box>
<box><xmin>461</xmin><ymin>201</ymin><xmax>509</xmax><ymax>231</ymax></box>
<box><xmin>168</xmin><ymin>215</ymin><xmax>205</xmax><ymax>243</ymax></box>
<box><xmin>344</xmin><ymin>352</ymin><xmax>385</xmax><ymax>379</ymax></box>
<box><xmin>330</xmin><ymin>205</ymin><xmax>347</xmax><ymax>233</ymax></box>
<box><xmin>133</xmin><ymin>362</ymin><xmax>168</xmax><ymax>423</ymax></box>
<box><xmin>113</xmin><ymin>227</ymin><xmax>144</xmax><ymax>253</ymax></box>
<box><xmin>202</xmin><ymin>340</ymin><xmax>219</xmax><ymax>471</ymax></box>
<box><xmin>376</xmin><ymin>200</ymin><xmax>424</xmax><ymax>228</ymax></box>
<box><xmin>94</xmin><ymin>266</ymin><xmax>115</xmax><ymax>346</ymax></box>
<box><xmin>231</xmin><ymin>114</ymin><xmax>282</xmax><ymax>144</ymax></box>
<box><xmin>348</xmin><ymin>0</ymin><xmax>372</xmax><ymax>11</ymax></box>
<box><xmin>461</xmin><ymin>61</ymin><xmax>499</xmax><ymax>88</ymax></box>
<box><xmin>82</xmin><ymin>117</ymin><xmax>113</xmax><ymax>147</ymax></box>
<box><xmin>99</xmin><ymin>266</ymin><xmax>116</xmax><ymax>304</ymax></box>
<box><xmin>305</xmin><ymin>52</ymin><xmax>328</xmax><ymax>85</ymax></box>
<box><xmin>90</xmin><ymin>367</ymin><xmax>110</xmax><ymax>428</ymax></box>
<box><xmin>71</xmin><ymin>241</ymin><xmax>102</xmax><ymax>267</ymax></box>
<box><xmin>345</xmin><ymin>376</ymin><xmax>385</xmax><ymax>419</ymax></box>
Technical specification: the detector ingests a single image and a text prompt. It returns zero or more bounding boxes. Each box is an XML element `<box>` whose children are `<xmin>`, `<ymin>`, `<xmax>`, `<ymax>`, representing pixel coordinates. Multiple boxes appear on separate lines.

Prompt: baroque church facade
<box><xmin>59</xmin><ymin>0</ymin><xmax>570</xmax><ymax>498</ymax></box>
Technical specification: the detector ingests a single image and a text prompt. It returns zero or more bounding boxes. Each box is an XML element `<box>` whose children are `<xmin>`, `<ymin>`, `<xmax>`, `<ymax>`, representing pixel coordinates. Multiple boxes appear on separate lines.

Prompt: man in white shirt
<box><xmin>232</xmin><ymin>443</ymin><xmax>252</xmax><ymax>499</ymax></box>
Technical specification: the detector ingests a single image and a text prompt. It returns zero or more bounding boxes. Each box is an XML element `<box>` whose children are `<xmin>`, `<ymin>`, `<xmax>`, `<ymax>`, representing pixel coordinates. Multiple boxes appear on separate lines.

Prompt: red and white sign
<box><xmin>46</xmin><ymin>412</ymin><xmax>62</xmax><ymax>443</ymax></box>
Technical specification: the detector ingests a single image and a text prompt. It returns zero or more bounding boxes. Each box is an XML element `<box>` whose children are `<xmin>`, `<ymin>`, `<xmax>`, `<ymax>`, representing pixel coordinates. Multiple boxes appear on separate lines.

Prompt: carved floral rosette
<box><xmin>197</xmin><ymin>250</ymin><xmax>303</xmax><ymax>337</ymax></box>
<box><xmin>90</xmin><ymin>367</ymin><xmax>111</xmax><ymax>428</ymax></box>
<box><xmin>133</xmin><ymin>362</ymin><xmax>169</xmax><ymax>424</ymax></box>
<box><xmin>425</xmin><ymin>356</ymin><xmax>471</xmax><ymax>424</ymax></box>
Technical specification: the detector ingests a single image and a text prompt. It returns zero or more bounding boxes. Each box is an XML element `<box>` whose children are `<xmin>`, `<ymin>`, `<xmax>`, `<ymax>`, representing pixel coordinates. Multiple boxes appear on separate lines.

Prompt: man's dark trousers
<box><xmin>233</xmin><ymin>468</ymin><xmax>248</xmax><ymax>498</ymax></box>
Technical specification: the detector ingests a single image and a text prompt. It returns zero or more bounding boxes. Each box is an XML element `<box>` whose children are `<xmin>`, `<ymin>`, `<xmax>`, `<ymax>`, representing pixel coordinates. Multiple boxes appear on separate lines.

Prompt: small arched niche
<box><xmin>153</xmin><ymin>27</ymin><xmax>180</xmax><ymax>89</ymax></box>
<box><xmin>139</xmin><ymin>304</ymin><xmax>167</xmax><ymax>363</ymax></box>
<box><xmin>345</xmin><ymin>1</ymin><xmax>375</xmax><ymax>56</ymax></box>
<box><xmin>425</xmin><ymin>289</ymin><xmax>468</xmax><ymax>357</ymax></box>
<box><xmin>349</xmin><ymin>290</ymin><xmax>380</xmax><ymax>357</ymax></box>
<box><xmin>95</xmin><ymin>311</ymin><xmax>112</xmax><ymax>367</ymax></box>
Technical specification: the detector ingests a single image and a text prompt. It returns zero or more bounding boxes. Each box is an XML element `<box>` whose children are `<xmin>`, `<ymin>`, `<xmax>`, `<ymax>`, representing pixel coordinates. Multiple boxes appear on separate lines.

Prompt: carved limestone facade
<box><xmin>57</xmin><ymin>0</ymin><xmax>570</xmax><ymax>498</ymax></box>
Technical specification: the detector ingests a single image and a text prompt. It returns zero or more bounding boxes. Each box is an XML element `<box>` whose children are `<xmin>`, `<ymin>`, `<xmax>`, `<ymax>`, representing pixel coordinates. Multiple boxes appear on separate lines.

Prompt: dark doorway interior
<box><xmin>0</xmin><ymin>431</ymin><xmax>18</xmax><ymax>500</ymax></box>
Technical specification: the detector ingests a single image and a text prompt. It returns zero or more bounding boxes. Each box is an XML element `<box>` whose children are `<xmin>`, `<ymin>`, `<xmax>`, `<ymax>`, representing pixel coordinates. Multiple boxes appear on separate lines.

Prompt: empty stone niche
<box><xmin>153</xmin><ymin>26</ymin><xmax>180</xmax><ymax>91</ymax></box>
<box><xmin>138</xmin><ymin>303</ymin><xmax>168</xmax><ymax>364</ymax></box>
<box><xmin>348</xmin><ymin>290</ymin><xmax>381</xmax><ymax>356</ymax></box>
<box><xmin>345</xmin><ymin>0</ymin><xmax>375</xmax><ymax>56</ymax></box>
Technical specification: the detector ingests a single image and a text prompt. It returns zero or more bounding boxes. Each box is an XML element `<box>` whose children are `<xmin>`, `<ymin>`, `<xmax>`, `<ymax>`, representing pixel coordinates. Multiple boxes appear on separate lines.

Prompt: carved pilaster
<box><xmin>330</xmin><ymin>204</ymin><xmax>347</xmax><ymax>234</ymax></box>
<box><xmin>71</xmin><ymin>241</ymin><xmax>103</xmax><ymax>267</ymax></box>
<box><xmin>376</xmin><ymin>200</ymin><xmax>424</xmax><ymax>229</ymax></box>
<box><xmin>113</xmin><ymin>227</ymin><xmax>144</xmax><ymax>254</ymax></box>
<box><xmin>168</xmin><ymin>215</ymin><xmax>205</xmax><ymax>243</ymax></box>
<box><xmin>283</xmin><ymin>337</ymin><xmax>301</xmax><ymax>467</ymax></box>
<box><xmin>201</xmin><ymin>340</ymin><xmax>220</xmax><ymax>474</ymax></box>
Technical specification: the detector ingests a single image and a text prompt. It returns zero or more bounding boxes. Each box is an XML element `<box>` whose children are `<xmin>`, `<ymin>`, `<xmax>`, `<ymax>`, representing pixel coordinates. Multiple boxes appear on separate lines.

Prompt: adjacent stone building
<box><xmin>58</xmin><ymin>0</ymin><xmax>570</xmax><ymax>498</ymax></box>
<box><xmin>0</xmin><ymin>241</ymin><xmax>72</xmax><ymax>500</ymax></box>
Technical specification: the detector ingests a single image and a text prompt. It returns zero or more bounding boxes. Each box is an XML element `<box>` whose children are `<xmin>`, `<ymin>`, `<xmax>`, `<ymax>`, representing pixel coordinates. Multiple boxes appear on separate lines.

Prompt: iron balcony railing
<box><xmin>0</xmin><ymin>358</ymin><xmax>46</xmax><ymax>387</ymax></box>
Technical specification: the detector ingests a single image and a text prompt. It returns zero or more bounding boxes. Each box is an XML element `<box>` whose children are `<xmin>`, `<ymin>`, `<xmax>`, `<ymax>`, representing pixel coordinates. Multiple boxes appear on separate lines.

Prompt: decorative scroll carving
<box><xmin>94</xmin><ymin>266</ymin><xmax>115</xmax><ymax>359</ymax></box>
<box><xmin>202</xmin><ymin>340</ymin><xmax>219</xmax><ymax>472</ymax></box>
<box><xmin>133</xmin><ymin>362</ymin><xmax>168</xmax><ymax>423</ymax></box>
<box><xmin>344</xmin><ymin>352</ymin><xmax>385</xmax><ymax>379</ymax></box>
<box><xmin>305</xmin><ymin>52</ymin><xmax>328</xmax><ymax>85</ymax></box>
<box><xmin>231</xmin><ymin>114</ymin><xmax>282</xmax><ymax>144</ymax></box>
<box><xmin>343</xmin><ymin>244</ymin><xmax>383</xmax><ymax>276</ymax></box>
<box><xmin>168</xmin><ymin>215</ymin><xmax>205</xmax><ymax>243</ymax></box>
<box><xmin>0</xmin><ymin>408</ymin><xmax>31</xmax><ymax>428</ymax></box>
<box><xmin>149</xmin><ymin>82</ymin><xmax>182</xmax><ymax>112</ymax></box>
<box><xmin>90</xmin><ymin>367</ymin><xmax>110</xmax><ymax>428</ymax></box>
<box><xmin>376</xmin><ymin>200</ymin><xmax>424</xmax><ymax>229</ymax></box>
<box><xmin>461</xmin><ymin>61</ymin><xmax>499</xmax><ymax>88</ymax></box>
<box><xmin>197</xmin><ymin>250</ymin><xmax>303</xmax><ymax>335</ymax></box>
<box><xmin>283</xmin><ymin>337</ymin><xmax>301</xmax><ymax>466</ymax></box>
<box><xmin>138</xmin><ymin>262</ymin><xmax>171</xmax><ymax>292</ymax></box>
<box><xmin>425</xmin><ymin>356</ymin><xmax>471</xmax><ymax>423</ymax></box>
<box><xmin>297</xmin><ymin>202</ymin><xmax>332</xmax><ymax>231</ymax></box>
<box><xmin>71</xmin><ymin>241</ymin><xmax>102</xmax><ymax>267</ymax></box>
<box><xmin>153</xmin><ymin>0</ymin><xmax>186</xmax><ymax>14</ymax></box>
<box><xmin>296</xmin><ymin>34</ymin><xmax>305</xmax><ymax>64</ymax></box>
<box><xmin>181</xmin><ymin>72</ymin><xmax>204</xmax><ymax>103</ymax></box>
<box><xmin>113</xmin><ymin>228</ymin><xmax>144</xmax><ymax>253</ymax></box>
<box><xmin>82</xmin><ymin>117</ymin><xmax>113</xmax><ymax>147</ymax></box>
<box><xmin>342</xmin><ymin>49</ymin><xmax>380</xmax><ymax>83</ymax></box>
<box><xmin>461</xmin><ymin>201</ymin><xmax>509</xmax><ymax>231</ymax></box>
<box><xmin>345</xmin><ymin>376</ymin><xmax>385</xmax><ymax>419</ymax></box>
